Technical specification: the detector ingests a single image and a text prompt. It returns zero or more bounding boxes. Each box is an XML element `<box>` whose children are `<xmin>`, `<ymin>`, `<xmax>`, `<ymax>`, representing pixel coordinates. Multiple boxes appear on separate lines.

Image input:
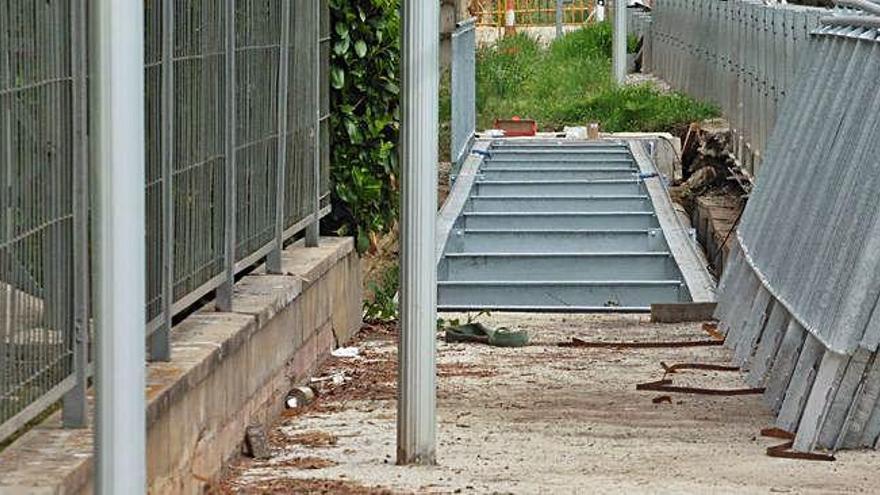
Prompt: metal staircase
<box><xmin>437</xmin><ymin>140</ymin><xmax>704</xmax><ymax>312</ymax></box>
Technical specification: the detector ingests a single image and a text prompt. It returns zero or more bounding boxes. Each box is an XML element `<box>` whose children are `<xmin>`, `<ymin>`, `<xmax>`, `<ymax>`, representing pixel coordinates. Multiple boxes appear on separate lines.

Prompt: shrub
<box><xmin>328</xmin><ymin>0</ymin><xmax>401</xmax><ymax>253</ymax></box>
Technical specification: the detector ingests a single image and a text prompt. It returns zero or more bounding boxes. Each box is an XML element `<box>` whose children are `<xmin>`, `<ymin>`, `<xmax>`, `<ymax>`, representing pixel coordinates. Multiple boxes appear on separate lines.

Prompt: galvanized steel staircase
<box><xmin>438</xmin><ymin>140</ymin><xmax>694</xmax><ymax>312</ymax></box>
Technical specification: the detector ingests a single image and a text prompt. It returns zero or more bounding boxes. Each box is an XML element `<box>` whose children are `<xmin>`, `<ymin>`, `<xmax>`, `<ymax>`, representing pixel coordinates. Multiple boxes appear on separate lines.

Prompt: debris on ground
<box><xmin>310</xmin><ymin>373</ymin><xmax>346</xmax><ymax>386</ymax></box>
<box><xmin>243</xmin><ymin>425</ymin><xmax>271</xmax><ymax>460</ymax></box>
<box><xmin>331</xmin><ymin>346</ymin><xmax>361</xmax><ymax>358</ymax></box>
<box><xmin>221</xmin><ymin>477</ymin><xmax>396</xmax><ymax>495</ymax></box>
<box><xmin>220</xmin><ymin>315</ymin><xmax>880</xmax><ymax>494</ymax></box>
<box><xmin>286</xmin><ymin>386</ymin><xmax>317</xmax><ymax>409</ymax></box>
<box><xmin>666</xmin><ymin>117</ymin><xmax>748</xmax><ymax>276</ymax></box>
<box><xmin>444</xmin><ymin>322</ymin><xmax>529</xmax><ymax>347</ymax></box>
<box><xmin>274</xmin><ymin>456</ymin><xmax>339</xmax><ymax>470</ymax></box>
<box><xmin>287</xmin><ymin>431</ymin><xmax>338</xmax><ymax>448</ymax></box>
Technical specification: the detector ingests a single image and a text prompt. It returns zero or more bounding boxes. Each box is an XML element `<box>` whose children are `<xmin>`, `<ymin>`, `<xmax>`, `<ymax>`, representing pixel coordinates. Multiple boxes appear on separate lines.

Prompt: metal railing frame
<box><xmin>451</xmin><ymin>18</ymin><xmax>477</xmax><ymax>170</ymax></box>
<box><xmin>643</xmin><ymin>0</ymin><xmax>826</xmax><ymax>177</ymax></box>
<box><xmin>0</xmin><ymin>0</ymin><xmax>330</xmax><ymax>444</ymax></box>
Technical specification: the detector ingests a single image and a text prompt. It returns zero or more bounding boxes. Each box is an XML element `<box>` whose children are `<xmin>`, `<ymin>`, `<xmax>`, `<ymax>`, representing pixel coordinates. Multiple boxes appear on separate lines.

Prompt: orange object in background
<box><xmin>504</xmin><ymin>0</ymin><xmax>516</xmax><ymax>36</ymax></box>
<box><xmin>494</xmin><ymin>116</ymin><xmax>537</xmax><ymax>137</ymax></box>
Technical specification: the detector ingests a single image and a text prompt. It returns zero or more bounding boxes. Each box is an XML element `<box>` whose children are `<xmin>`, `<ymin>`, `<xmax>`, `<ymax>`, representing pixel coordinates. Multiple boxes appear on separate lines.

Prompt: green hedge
<box><xmin>328</xmin><ymin>0</ymin><xmax>401</xmax><ymax>253</ymax></box>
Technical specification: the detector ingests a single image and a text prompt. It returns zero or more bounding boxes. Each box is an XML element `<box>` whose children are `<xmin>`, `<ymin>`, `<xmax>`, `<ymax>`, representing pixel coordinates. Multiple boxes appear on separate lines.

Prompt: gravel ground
<box><xmin>221</xmin><ymin>313</ymin><xmax>880</xmax><ymax>494</ymax></box>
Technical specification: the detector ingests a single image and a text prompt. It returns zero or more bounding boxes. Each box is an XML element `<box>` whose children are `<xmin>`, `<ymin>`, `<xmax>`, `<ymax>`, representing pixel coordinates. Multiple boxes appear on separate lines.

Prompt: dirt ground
<box><xmin>220</xmin><ymin>314</ymin><xmax>880</xmax><ymax>494</ymax></box>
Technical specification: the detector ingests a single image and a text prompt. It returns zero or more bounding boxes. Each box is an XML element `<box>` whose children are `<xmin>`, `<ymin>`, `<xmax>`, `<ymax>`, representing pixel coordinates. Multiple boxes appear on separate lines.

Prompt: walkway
<box><xmin>220</xmin><ymin>314</ymin><xmax>879</xmax><ymax>494</ymax></box>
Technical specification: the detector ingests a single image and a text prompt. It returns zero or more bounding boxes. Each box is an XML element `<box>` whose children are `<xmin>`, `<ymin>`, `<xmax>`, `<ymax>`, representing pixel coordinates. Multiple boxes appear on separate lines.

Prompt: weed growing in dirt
<box><xmin>474</xmin><ymin>22</ymin><xmax>719</xmax><ymax>133</ymax></box>
<box><xmin>363</xmin><ymin>261</ymin><xmax>399</xmax><ymax>321</ymax></box>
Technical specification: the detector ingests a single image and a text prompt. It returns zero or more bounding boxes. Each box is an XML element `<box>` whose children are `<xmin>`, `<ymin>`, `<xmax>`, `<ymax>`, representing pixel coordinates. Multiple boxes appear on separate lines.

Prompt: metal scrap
<box><xmin>636</xmin><ymin>379</ymin><xmax>764</xmax><ymax>396</ymax></box>
<box><xmin>559</xmin><ymin>337</ymin><xmax>723</xmax><ymax>349</ymax></box>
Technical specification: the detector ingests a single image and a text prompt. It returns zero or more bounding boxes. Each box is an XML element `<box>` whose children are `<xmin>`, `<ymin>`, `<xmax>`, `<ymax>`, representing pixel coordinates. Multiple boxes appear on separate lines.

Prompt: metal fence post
<box><xmin>305</xmin><ymin>0</ymin><xmax>321</xmax><ymax>248</ymax></box>
<box><xmin>398</xmin><ymin>0</ymin><xmax>439</xmax><ymax>466</ymax></box>
<box><xmin>613</xmin><ymin>0</ymin><xmax>627</xmax><ymax>84</ymax></box>
<box><xmin>269</xmin><ymin>0</ymin><xmax>292</xmax><ymax>272</ymax></box>
<box><xmin>151</xmin><ymin>0</ymin><xmax>174</xmax><ymax>361</ymax></box>
<box><xmin>92</xmin><ymin>0</ymin><xmax>147</xmax><ymax>490</ymax></box>
<box><xmin>62</xmin><ymin>0</ymin><xmax>90</xmax><ymax>429</ymax></box>
<box><xmin>556</xmin><ymin>0</ymin><xmax>564</xmax><ymax>38</ymax></box>
<box><xmin>216</xmin><ymin>0</ymin><xmax>237</xmax><ymax>312</ymax></box>
<box><xmin>0</xmin><ymin>3</ymin><xmax>11</xmax><ymax>433</ymax></box>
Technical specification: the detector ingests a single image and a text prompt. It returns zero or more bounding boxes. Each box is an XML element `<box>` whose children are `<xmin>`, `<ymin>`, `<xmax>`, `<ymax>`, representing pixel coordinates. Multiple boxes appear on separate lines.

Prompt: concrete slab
<box><xmin>221</xmin><ymin>313</ymin><xmax>880</xmax><ymax>494</ymax></box>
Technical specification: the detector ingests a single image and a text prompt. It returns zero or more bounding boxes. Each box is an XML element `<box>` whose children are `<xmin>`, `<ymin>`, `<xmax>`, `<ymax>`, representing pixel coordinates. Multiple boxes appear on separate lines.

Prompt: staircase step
<box><xmin>461</xmin><ymin>212</ymin><xmax>659</xmax><ymax>230</ymax></box>
<box><xmin>437</xmin><ymin>280</ymin><xmax>686</xmax><ymax>311</ymax></box>
<box><xmin>466</xmin><ymin>196</ymin><xmax>652</xmax><ymax>213</ymax></box>
<box><xmin>445</xmin><ymin>229</ymin><xmax>669</xmax><ymax>253</ymax></box>
<box><xmin>491</xmin><ymin>142</ymin><xmax>628</xmax><ymax>151</ymax></box>
<box><xmin>436</xmin><ymin>139</ymin><xmax>697</xmax><ymax>313</ymax></box>
<box><xmin>489</xmin><ymin>150</ymin><xmax>633</xmax><ymax>161</ymax></box>
<box><xmin>474</xmin><ymin>179</ymin><xmax>644</xmax><ymax>196</ymax></box>
<box><xmin>441</xmin><ymin>253</ymin><xmax>680</xmax><ymax>280</ymax></box>
<box><xmin>479</xmin><ymin>168</ymin><xmax>637</xmax><ymax>181</ymax></box>
<box><xmin>485</xmin><ymin>157</ymin><xmax>635</xmax><ymax>167</ymax></box>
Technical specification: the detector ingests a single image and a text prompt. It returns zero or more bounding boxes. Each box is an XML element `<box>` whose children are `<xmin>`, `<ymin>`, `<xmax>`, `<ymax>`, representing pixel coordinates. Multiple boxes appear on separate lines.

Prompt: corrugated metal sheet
<box><xmin>736</xmin><ymin>23</ymin><xmax>880</xmax><ymax>356</ymax></box>
<box><xmin>717</xmin><ymin>10</ymin><xmax>880</xmax><ymax>452</ymax></box>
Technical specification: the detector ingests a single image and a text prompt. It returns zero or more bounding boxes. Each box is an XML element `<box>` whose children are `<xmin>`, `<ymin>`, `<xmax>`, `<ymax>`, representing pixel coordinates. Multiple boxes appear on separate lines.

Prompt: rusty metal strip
<box><xmin>759</xmin><ymin>428</ymin><xmax>836</xmax><ymax>461</ymax></box>
<box><xmin>702</xmin><ymin>321</ymin><xmax>726</xmax><ymax>341</ymax></box>
<box><xmin>760</xmin><ymin>427</ymin><xmax>794</xmax><ymax>440</ymax></box>
<box><xmin>559</xmin><ymin>337</ymin><xmax>724</xmax><ymax>349</ymax></box>
<box><xmin>636</xmin><ymin>379</ymin><xmax>765</xmax><ymax>396</ymax></box>
<box><xmin>661</xmin><ymin>362</ymin><xmax>741</xmax><ymax>374</ymax></box>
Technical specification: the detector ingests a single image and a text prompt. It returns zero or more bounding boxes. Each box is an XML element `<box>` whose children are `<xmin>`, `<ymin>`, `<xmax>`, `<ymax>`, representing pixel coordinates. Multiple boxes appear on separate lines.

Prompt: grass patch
<box><xmin>475</xmin><ymin>22</ymin><xmax>719</xmax><ymax>133</ymax></box>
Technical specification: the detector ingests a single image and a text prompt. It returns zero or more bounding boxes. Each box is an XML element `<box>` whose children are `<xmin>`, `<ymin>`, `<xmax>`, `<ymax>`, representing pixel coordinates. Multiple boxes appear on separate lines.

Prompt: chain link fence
<box><xmin>1</xmin><ymin>0</ymin><xmax>330</xmax><ymax>442</ymax></box>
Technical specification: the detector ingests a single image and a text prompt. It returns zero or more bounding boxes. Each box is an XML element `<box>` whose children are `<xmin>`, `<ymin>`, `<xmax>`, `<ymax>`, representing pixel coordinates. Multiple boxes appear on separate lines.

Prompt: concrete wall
<box><xmin>0</xmin><ymin>237</ymin><xmax>361</xmax><ymax>494</ymax></box>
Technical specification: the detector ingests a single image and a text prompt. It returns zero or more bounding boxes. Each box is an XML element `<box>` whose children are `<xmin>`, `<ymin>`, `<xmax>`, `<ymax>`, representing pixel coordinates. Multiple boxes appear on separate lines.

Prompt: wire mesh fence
<box><xmin>646</xmin><ymin>0</ymin><xmax>825</xmax><ymax>177</ymax></box>
<box><xmin>1</xmin><ymin>0</ymin><xmax>330</xmax><ymax>442</ymax></box>
<box><xmin>1</xmin><ymin>0</ymin><xmax>80</xmax><ymax>440</ymax></box>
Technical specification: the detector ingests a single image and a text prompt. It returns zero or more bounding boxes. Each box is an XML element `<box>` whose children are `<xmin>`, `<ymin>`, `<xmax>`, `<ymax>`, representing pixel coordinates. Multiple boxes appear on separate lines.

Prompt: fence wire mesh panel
<box><xmin>715</xmin><ymin>13</ymin><xmax>880</xmax><ymax>452</ymax></box>
<box><xmin>1</xmin><ymin>0</ymin><xmax>328</xmax><ymax>441</ymax></box>
<box><xmin>0</xmin><ymin>0</ymin><xmax>79</xmax><ymax>437</ymax></box>
<box><xmin>234</xmin><ymin>1</ymin><xmax>282</xmax><ymax>260</ymax></box>
<box><xmin>169</xmin><ymin>1</ymin><xmax>227</xmax><ymax>309</ymax></box>
<box><xmin>320</xmin><ymin>0</ymin><xmax>331</xmax><ymax>209</ymax></box>
<box><xmin>451</xmin><ymin>18</ymin><xmax>476</xmax><ymax>168</ymax></box>
<box><xmin>288</xmin><ymin>0</ymin><xmax>318</xmax><ymax>230</ymax></box>
<box><xmin>648</xmin><ymin>0</ymin><xmax>825</xmax><ymax>177</ymax></box>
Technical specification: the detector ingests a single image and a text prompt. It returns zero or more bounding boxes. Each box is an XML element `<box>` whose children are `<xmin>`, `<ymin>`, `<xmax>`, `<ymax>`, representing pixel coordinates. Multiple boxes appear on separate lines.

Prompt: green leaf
<box><xmin>354</xmin><ymin>40</ymin><xmax>367</xmax><ymax>58</ymax></box>
<box><xmin>331</xmin><ymin>67</ymin><xmax>345</xmax><ymax>89</ymax></box>
<box><xmin>334</xmin><ymin>37</ymin><xmax>350</xmax><ymax>56</ymax></box>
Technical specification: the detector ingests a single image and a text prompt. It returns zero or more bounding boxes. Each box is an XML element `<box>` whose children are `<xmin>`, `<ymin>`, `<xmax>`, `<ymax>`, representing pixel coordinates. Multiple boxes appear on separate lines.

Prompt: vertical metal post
<box><xmin>63</xmin><ymin>0</ymin><xmax>90</xmax><ymax>428</ymax></box>
<box><xmin>151</xmin><ymin>0</ymin><xmax>173</xmax><ymax>361</ymax></box>
<box><xmin>612</xmin><ymin>0</ymin><xmax>627</xmax><ymax>84</ymax></box>
<box><xmin>216</xmin><ymin>0</ymin><xmax>237</xmax><ymax>311</ymax></box>
<box><xmin>504</xmin><ymin>0</ymin><xmax>516</xmax><ymax>37</ymax></box>
<box><xmin>91</xmin><ymin>0</ymin><xmax>147</xmax><ymax>491</ymax></box>
<box><xmin>397</xmin><ymin>0</ymin><xmax>439</xmax><ymax>466</ymax></box>
<box><xmin>556</xmin><ymin>0</ymin><xmax>564</xmax><ymax>38</ymax></box>
<box><xmin>0</xmin><ymin>0</ymin><xmax>12</xmax><ymax>423</ymax></box>
<box><xmin>269</xmin><ymin>0</ymin><xmax>292</xmax><ymax>272</ymax></box>
<box><xmin>305</xmin><ymin>0</ymin><xmax>321</xmax><ymax>248</ymax></box>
